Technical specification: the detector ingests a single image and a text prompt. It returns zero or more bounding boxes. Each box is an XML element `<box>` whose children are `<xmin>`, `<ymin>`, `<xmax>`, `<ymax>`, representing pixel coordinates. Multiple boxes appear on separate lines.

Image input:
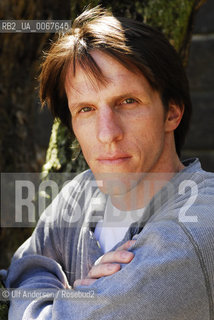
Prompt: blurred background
<box><xmin>184</xmin><ymin>0</ymin><xmax>214</xmax><ymax>170</ymax></box>
<box><xmin>0</xmin><ymin>0</ymin><xmax>213</xmax><ymax>270</ymax></box>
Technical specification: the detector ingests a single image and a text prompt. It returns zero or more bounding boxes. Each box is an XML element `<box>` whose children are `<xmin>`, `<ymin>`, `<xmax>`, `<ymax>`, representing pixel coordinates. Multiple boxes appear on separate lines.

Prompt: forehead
<box><xmin>65</xmin><ymin>50</ymin><xmax>152</xmax><ymax>98</ymax></box>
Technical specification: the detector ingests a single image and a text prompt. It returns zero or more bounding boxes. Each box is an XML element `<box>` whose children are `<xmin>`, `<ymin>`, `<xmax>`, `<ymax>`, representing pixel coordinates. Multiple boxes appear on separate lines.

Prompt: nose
<box><xmin>96</xmin><ymin>106</ymin><xmax>123</xmax><ymax>144</ymax></box>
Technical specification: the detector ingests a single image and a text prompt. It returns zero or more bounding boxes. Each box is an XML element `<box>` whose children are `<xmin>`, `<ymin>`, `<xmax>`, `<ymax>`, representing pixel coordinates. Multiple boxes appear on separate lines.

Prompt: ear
<box><xmin>164</xmin><ymin>103</ymin><xmax>184</xmax><ymax>133</ymax></box>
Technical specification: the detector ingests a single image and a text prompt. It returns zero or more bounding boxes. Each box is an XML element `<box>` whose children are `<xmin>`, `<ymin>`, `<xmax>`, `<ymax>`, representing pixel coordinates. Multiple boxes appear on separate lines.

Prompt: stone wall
<box><xmin>183</xmin><ymin>0</ymin><xmax>214</xmax><ymax>172</ymax></box>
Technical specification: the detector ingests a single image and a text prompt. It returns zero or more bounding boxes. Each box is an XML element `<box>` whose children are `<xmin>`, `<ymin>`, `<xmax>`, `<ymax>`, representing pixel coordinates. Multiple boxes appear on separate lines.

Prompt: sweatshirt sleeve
<box><xmin>5</xmin><ymin>188</ymin><xmax>71</xmax><ymax>319</ymax></box>
<box><xmin>6</xmin><ymin>216</ymin><xmax>211</xmax><ymax>320</ymax></box>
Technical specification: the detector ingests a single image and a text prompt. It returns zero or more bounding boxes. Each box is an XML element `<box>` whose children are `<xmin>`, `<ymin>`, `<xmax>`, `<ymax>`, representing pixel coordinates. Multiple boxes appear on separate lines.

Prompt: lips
<box><xmin>97</xmin><ymin>154</ymin><xmax>131</xmax><ymax>164</ymax></box>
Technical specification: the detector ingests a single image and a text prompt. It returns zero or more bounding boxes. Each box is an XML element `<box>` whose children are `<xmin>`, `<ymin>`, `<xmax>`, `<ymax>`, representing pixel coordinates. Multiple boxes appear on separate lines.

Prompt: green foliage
<box><xmin>0</xmin><ymin>302</ymin><xmax>9</xmax><ymax>320</ymax></box>
<box><xmin>142</xmin><ymin>0</ymin><xmax>195</xmax><ymax>52</ymax></box>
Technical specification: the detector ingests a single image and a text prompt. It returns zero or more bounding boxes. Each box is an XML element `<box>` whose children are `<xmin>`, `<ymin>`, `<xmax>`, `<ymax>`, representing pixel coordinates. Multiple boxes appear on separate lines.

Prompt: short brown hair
<box><xmin>40</xmin><ymin>6</ymin><xmax>192</xmax><ymax>156</ymax></box>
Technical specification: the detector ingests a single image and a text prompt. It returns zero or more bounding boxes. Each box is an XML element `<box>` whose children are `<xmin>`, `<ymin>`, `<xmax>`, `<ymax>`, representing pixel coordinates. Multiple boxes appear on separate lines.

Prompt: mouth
<box><xmin>97</xmin><ymin>154</ymin><xmax>132</xmax><ymax>165</ymax></box>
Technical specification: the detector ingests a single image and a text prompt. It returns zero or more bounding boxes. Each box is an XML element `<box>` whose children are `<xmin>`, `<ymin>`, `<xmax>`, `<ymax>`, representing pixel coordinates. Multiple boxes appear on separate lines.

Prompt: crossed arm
<box><xmin>6</xmin><ymin>220</ymin><xmax>209</xmax><ymax>320</ymax></box>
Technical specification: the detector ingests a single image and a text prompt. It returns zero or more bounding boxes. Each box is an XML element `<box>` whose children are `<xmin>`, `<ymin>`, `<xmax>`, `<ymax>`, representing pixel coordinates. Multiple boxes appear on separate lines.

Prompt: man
<box><xmin>5</xmin><ymin>6</ymin><xmax>214</xmax><ymax>319</ymax></box>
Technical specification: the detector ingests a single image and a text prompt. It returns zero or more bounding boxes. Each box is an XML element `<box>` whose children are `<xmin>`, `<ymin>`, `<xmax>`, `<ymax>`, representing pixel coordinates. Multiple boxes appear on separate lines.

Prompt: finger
<box><xmin>87</xmin><ymin>263</ymin><xmax>120</xmax><ymax>279</ymax></box>
<box><xmin>116</xmin><ymin>240</ymin><xmax>136</xmax><ymax>251</ymax></box>
<box><xmin>73</xmin><ymin>278</ymin><xmax>97</xmax><ymax>288</ymax></box>
<box><xmin>94</xmin><ymin>255</ymin><xmax>104</xmax><ymax>266</ymax></box>
<box><xmin>93</xmin><ymin>240</ymin><xmax>136</xmax><ymax>266</ymax></box>
<box><xmin>97</xmin><ymin>249</ymin><xmax>134</xmax><ymax>265</ymax></box>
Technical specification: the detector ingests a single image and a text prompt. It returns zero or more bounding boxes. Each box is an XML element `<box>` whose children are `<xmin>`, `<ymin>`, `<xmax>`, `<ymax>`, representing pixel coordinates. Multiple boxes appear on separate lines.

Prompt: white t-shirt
<box><xmin>94</xmin><ymin>197</ymin><xmax>144</xmax><ymax>253</ymax></box>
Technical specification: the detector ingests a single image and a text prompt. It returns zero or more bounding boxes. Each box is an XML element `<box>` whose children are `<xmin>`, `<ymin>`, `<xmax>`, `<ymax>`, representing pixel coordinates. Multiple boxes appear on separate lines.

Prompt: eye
<box><xmin>122</xmin><ymin>98</ymin><xmax>137</xmax><ymax>104</ymax></box>
<box><xmin>79</xmin><ymin>106</ymin><xmax>94</xmax><ymax>113</ymax></box>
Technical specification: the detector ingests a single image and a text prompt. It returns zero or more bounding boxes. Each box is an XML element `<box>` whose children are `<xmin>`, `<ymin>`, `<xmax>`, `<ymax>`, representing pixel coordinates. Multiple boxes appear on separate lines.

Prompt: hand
<box><xmin>73</xmin><ymin>240</ymin><xmax>136</xmax><ymax>287</ymax></box>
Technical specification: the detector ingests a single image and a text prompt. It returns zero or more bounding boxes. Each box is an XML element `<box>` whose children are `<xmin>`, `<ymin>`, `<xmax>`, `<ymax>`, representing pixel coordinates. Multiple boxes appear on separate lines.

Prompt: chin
<box><xmin>92</xmin><ymin>171</ymin><xmax>145</xmax><ymax>195</ymax></box>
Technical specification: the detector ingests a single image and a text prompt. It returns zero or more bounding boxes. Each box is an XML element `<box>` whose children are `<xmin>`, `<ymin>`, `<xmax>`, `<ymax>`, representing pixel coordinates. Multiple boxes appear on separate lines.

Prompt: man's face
<box><xmin>65</xmin><ymin>50</ymin><xmax>174</xmax><ymax>194</ymax></box>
